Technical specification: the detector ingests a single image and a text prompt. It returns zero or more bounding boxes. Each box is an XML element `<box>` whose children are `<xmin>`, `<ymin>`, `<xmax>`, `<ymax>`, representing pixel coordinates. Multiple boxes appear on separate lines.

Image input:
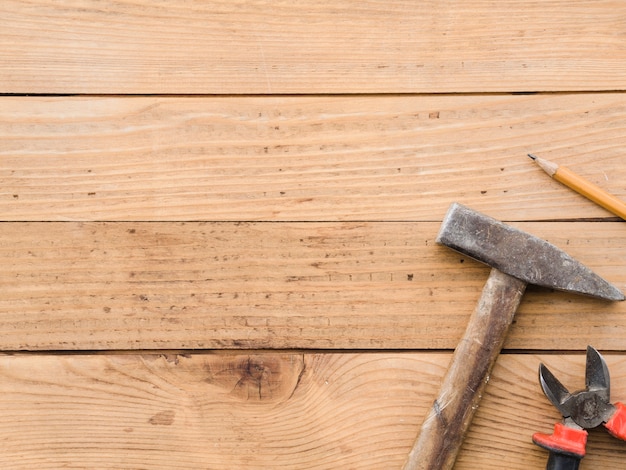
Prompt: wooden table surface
<box><xmin>2</xmin><ymin>1</ymin><xmax>626</xmax><ymax>468</ymax></box>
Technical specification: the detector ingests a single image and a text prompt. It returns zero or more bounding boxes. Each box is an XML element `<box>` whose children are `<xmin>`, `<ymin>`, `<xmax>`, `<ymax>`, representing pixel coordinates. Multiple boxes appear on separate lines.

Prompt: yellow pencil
<box><xmin>528</xmin><ymin>154</ymin><xmax>626</xmax><ymax>221</ymax></box>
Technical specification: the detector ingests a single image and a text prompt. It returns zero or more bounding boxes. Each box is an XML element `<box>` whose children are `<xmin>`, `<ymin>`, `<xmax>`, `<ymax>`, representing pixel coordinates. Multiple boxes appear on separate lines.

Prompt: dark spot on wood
<box><xmin>407</xmin><ymin>274</ymin><xmax>414</xmax><ymax>281</ymax></box>
<box><xmin>161</xmin><ymin>354</ymin><xmax>189</xmax><ymax>365</ymax></box>
<box><xmin>103</xmin><ymin>306</ymin><xmax>111</xmax><ymax>313</ymax></box>
<box><xmin>204</xmin><ymin>354</ymin><xmax>305</xmax><ymax>403</ymax></box>
<box><xmin>149</xmin><ymin>410</ymin><xmax>175</xmax><ymax>426</ymax></box>
<box><xmin>429</xmin><ymin>111</ymin><xmax>440</xmax><ymax>119</ymax></box>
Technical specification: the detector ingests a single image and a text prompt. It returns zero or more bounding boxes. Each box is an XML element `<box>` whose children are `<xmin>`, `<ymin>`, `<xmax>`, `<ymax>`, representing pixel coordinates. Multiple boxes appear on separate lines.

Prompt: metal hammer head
<box><xmin>436</xmin><ymin>203</ymin><xmax>624</xmax><ymax>301</ymax></box>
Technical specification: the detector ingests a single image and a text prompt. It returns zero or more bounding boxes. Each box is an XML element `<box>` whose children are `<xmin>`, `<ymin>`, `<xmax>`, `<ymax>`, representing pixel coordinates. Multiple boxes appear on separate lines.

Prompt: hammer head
<box><xmin>437</xmin><ymin>203</ymin><xmax>624</xmax><ymax>301</ymax></box>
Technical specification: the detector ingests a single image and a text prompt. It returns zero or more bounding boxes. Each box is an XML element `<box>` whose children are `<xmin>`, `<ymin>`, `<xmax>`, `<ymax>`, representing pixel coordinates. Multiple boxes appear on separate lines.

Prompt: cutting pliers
<box><xmin>532</xmin><ymin>346</ymin><xmax>626</xmax><ymax>469</ymax></box>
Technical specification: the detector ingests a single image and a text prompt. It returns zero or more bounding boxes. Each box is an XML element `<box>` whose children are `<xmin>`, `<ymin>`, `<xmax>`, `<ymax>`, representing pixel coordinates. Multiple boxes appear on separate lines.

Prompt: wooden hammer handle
<box><xmin>403</xmin><ymin>268</ymin><xmax>527</xmax><ymax>470</ymax></box>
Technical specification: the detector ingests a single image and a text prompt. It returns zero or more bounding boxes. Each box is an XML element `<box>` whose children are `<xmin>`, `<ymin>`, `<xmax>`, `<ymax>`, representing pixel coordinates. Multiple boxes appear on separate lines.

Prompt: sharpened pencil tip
<box><xmin>527</xmin><ymin>153</ymin><xmax>537</xmax><ymax>160</ymax></box>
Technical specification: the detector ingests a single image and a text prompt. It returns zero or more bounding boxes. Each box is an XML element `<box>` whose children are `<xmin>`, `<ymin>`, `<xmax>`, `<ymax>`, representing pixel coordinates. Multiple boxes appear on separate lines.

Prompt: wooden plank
<box><xmin>0</xmin><ymin>352</ymin><xmax>625</xmax><ymax>469</ymax></box>
<box><xmin>2</xmin><ymin>94</ymin><xmax>626</xmax><ymax>222</ymax></box>
<box><xmin>2</xmin><ymin>221</ymin><xmax>624</xmax><ymax>351</ymax></box>
<box><xmin>2</xmin><ymin>1</ymin><xmax>626</xmax><ymax>93</ymax></box>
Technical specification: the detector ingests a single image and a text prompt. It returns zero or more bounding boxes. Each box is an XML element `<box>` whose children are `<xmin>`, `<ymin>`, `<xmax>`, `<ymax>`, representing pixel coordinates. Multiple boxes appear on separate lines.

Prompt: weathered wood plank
<box><xmin>2</xmin><ymin>94</ymin><xmax>626</xmax><ymax>221</ymax></box>
<box><xmin>0</xmin><ymin>352</ymin><xmax>624</xmax><ymax>469</ymax></box>
<box><xmin>2</xmin><ymin>1</ymin><xmax>626</xmax><ymax>93</ymax></box>
<box><xmin>2</xmin><ymin>221</ymin><xmax>624</xmax><ymax>351</ymax></box>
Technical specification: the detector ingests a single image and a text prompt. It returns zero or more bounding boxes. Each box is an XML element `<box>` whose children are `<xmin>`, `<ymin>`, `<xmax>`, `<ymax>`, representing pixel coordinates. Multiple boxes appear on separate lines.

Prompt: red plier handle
<box><xmin>533</xmin><ymin>404</ymin><xmax>626</xmax><ymax>470</ymax></box>
<box><xmin>605</xmin><ymin>402</ymin><xmax>626</xmax><ymax>440</ymax></box>
<box><xmin>533</xmin><ymin>423</ymin><xmax>586</xmax><ymax>470</ymax></box>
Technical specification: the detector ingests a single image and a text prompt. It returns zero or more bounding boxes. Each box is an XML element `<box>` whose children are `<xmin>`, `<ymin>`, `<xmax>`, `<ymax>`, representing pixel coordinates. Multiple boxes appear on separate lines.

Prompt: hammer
<box><xmin>403</xmin><ymin>203</ymin><xmax>624</xmax><ymax>470</ymax></box>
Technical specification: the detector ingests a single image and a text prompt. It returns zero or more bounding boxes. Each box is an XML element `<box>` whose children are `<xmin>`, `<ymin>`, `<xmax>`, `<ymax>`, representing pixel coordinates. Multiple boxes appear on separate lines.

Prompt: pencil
<box><xmin>528</xmin><ymin>154</ymin><xmax>626</xmax><ymax>220</ymax></box>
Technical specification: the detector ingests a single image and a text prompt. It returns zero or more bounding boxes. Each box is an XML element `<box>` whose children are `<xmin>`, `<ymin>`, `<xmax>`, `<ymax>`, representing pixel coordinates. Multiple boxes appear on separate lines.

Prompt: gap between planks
<box><xmin>0</xmin><ymin>348</ymin><xmax>617</xmax><ymax>356</ymax></box>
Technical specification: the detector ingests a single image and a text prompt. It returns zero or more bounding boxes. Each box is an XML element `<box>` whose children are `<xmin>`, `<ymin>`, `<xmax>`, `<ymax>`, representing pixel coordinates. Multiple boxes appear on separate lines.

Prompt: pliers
<box><xmin>533</xmin><ymin>346</ymin><xmax>626</xmax><ymax>469</ymax></box>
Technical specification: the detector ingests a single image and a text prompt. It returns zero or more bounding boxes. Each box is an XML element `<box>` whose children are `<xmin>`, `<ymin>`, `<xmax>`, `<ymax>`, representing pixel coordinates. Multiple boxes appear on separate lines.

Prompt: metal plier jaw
<box><xmin>533</xmin><ymin>346</ymin><xmax>626</xmax><ymax>469</ymax></box>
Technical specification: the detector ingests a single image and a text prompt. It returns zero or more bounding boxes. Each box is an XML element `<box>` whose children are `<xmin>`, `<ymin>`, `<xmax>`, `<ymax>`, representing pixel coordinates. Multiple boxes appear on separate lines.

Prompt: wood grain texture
<box><xmin>2</xmin><ymin>94</ymin><xmax>626</xmax><ymax>222</ymax></box>
<box><xmin>2</xmin><ymin>221</ymin><xmax>624</xmax><ymax>351</ymax></box>
<box><xmin>3</xmin><ymin>1</ymin><xmax>626</xmax><ymax>94</ymax></box>
<box><xmin>0</xmin><ymin>352</ymin><xmax>625</xmax><ymax>469</ymax></box>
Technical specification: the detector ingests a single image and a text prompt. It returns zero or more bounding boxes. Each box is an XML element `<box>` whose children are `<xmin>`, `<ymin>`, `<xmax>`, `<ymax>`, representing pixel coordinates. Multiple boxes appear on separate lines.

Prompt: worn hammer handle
<box><xmin>403</xmin><ymin>268</ymin><xmax>527</xmax><ymax>470</ymax></box>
